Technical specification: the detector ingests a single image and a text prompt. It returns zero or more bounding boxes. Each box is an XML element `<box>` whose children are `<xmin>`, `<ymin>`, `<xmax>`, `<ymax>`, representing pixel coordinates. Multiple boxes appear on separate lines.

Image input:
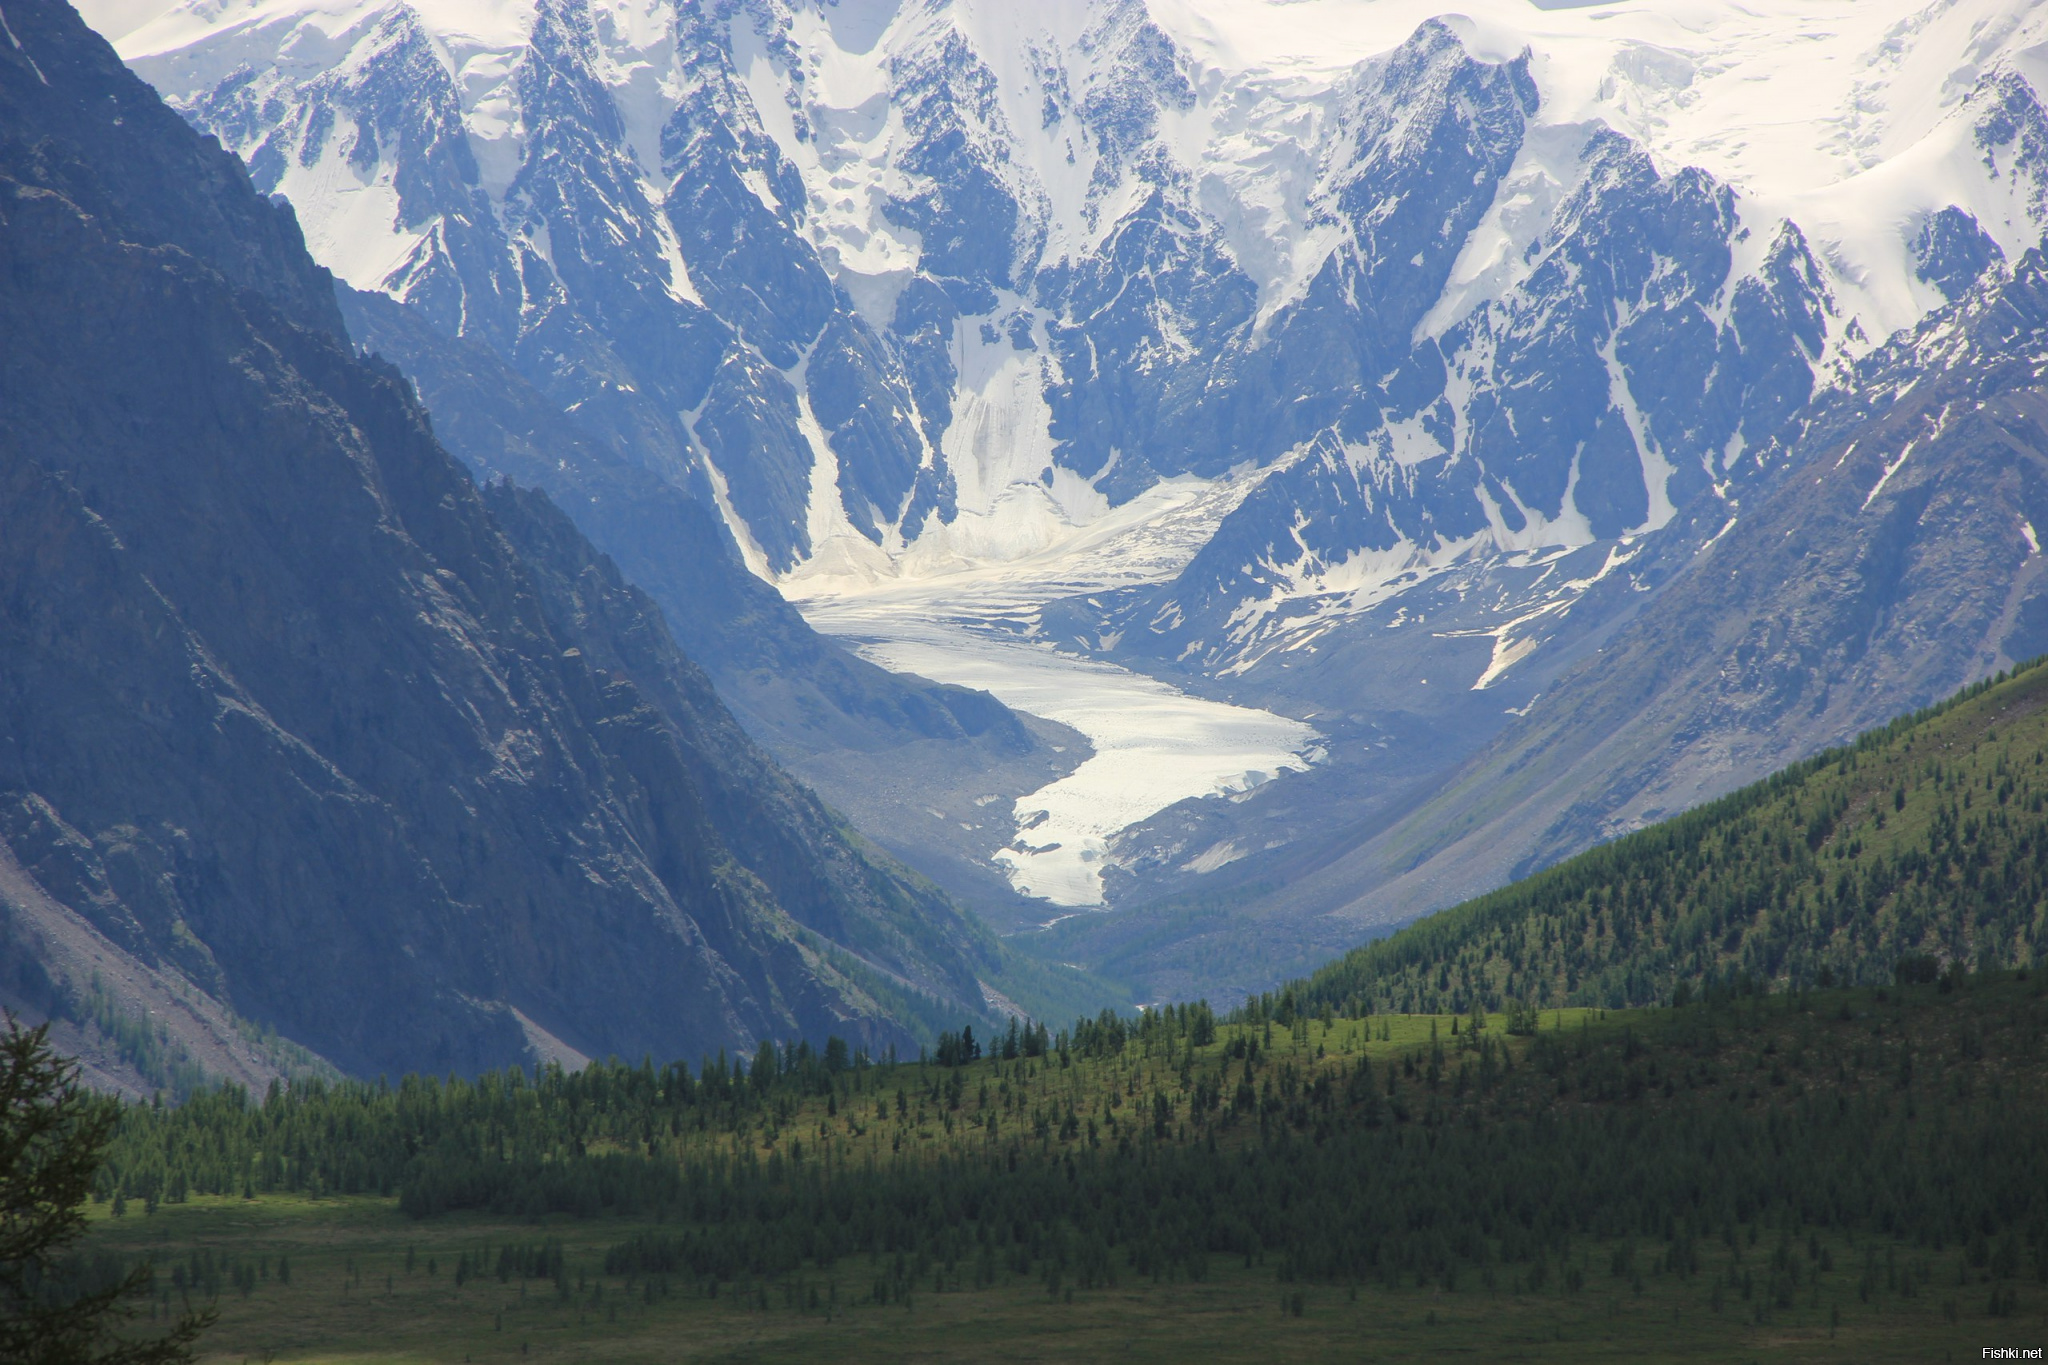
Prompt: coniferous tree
<box><xmin>1</xmin><ymin>1015</ymin><xmax>211</xmax><ymax>1364</ymax></box>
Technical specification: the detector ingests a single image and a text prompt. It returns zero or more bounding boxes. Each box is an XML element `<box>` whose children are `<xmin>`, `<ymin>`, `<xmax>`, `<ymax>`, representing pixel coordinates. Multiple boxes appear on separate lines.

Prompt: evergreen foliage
<box><xmin>92</xmin><ymin>977</ymin><xmax>2048</xmax><ymax>1316</ymax></box>
<box><xmin>1</xmin><ymin>1014</ymin><xmax>211</xmax><ymax>1363</ymax></box>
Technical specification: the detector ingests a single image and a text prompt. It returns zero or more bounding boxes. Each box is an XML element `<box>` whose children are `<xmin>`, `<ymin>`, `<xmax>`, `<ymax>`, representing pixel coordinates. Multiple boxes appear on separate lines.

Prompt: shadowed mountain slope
<box><xmin>336</xmin><ymin>286</ymin><xmax>1091</xmax><ymax>923</ymax></box>
<box><xmin>0</xmin><ymin>0</ymin><xmax>1050</xmax><ymax>1083</ymax></box>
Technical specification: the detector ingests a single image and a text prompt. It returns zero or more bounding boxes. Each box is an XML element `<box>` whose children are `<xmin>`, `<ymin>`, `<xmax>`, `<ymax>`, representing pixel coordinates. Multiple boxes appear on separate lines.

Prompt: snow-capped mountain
<box><xmin>87</xmin><ymin>0</ymin><xmax>2048</xmax><ymax>928</ymax></box>
<box><xmin>1228</xmin><ymin>235</ymin><xmax>2048</xmax><ymax>968</ymax></box>
<box><xmin>106</xmin><ymin>0</ymin><xmax>2048</xmax><ymax>662</ymax></box>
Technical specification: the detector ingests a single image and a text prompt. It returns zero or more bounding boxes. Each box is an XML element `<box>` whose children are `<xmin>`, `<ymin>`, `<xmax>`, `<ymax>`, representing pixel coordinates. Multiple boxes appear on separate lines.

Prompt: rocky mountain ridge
<box><xmin>1032</xmin><ymin>233</ymin><xmax>2048</xmax><ymax>1002</ymax></box>
<box><xmin>0</xmin><ymin>0</ymin><xmax>1058</xmax><ymax>1084</ymax></box>
<box><xmin>109</xmin><ymin>0</ymin><xmax>2048</xmax><ymax>627</ymax></box>
<box><xmin>1311</xmin><ymin>240</ymin><xmax>2048</xmax><ymax>935</ymax></box>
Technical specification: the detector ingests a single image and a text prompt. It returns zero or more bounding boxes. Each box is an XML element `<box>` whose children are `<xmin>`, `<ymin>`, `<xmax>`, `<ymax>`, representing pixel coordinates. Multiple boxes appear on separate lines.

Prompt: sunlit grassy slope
<box><xmin>1299</xmin><ymin>659</ymin><xmax>2048</xmax><ymax>1016</ymax></box>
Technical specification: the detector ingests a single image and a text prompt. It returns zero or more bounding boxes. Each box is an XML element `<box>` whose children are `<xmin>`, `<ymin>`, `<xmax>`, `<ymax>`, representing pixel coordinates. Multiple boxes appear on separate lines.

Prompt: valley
<box><xmin>9</xmin><ymin>0</ymin><xmax>2048</xmax><ymax>1355</ymax></box>
<box><xmin>787</xmin><ymin>475</ymin><xmax>1319</xmax><ymax>914</ymax></box>
<box><xmin>38</xmin><ymin>660</ymin><xmax>2048</xmax><ymax>1362</ymax></box>
<box><xmin>82</xmin><ymin>0</ymin><xmax>2048</xmax><ymax>990</ymax></box>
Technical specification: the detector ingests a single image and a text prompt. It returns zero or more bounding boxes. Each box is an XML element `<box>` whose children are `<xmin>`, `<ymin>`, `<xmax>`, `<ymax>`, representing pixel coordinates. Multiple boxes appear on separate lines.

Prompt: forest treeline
<box><xmin>92</xmin><ymin>972</ymin><xmax>2048</xmax><ymax>1316</ymax></box>
<box><xmin>1293</xmin><ymin>659</ymin><xmax>2048</xmax><ymax>1017</ymax></box>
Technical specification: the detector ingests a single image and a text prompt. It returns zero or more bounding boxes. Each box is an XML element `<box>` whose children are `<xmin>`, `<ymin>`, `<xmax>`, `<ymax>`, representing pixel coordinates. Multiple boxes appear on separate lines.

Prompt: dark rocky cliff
<box><xmin>0</xmin><ymin>0</ymin><xmax>1018</xmax><ymax>1080</ymax></box>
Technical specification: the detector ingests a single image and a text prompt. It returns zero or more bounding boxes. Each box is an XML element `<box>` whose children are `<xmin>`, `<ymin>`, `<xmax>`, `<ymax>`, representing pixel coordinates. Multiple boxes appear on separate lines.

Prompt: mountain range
<box><xmin>0</xmin><ymin>0</ymin><xmax>1095</xmax><ymax>1093</ymax></box>
<box><xmin>30</xmin><ymin>0</ymin><xmax>2048</xmax><ymax>1020</ymax></box>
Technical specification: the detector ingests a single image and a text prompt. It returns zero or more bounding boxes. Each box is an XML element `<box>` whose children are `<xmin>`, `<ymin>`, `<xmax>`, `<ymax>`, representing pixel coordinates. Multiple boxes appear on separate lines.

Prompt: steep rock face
<box><xmin>1065</xmin><ymin>121</ymin><xmax>1834</xmax><ymax>694</ymax></box>
<box><xmin>0</xmin><ymin>0</ymin><xmax>1008</xmax><ymax>1078</ymax></box>
<box><xmin>135</xmin><ymin>0</ymin><xmax>946</xmax><ymax>574</ymax></box>
<box><xmin>0</xmin><ymin>0</ymin><xmax>337</xmax><ymax>333</ymax></box>
<box><xmin>1915</xmin><ymin>206</ymin><xmax>2007</xmax><ymax>305</ymax></box>
<box><xmin>114</xmin><ymin>0</ymin><xmax>2048</xmax><ymax>621</ymax></box>
<box><xmin>171</xmin><ymin>0</ymin><xmax>727</xmax><ymax>499</ymax></box>
<box><xmin>117</xmin><ymin>1</ymin><xmax>1859</xmax><ymax>605</ymax></box>
<box><xmin>478</xmin><ymin>481</ymin><xmax>1024</xmax><ymax>1017</ymax></box>
<box><xmin>1210</xmin><ymin>22</ymin><xmax>1539</xmax><ymax>478</ymax></box>
<box><xmin>112</xmin><ymin>0</ymin><xmax>1923</xmax><ymax>784</ymax></box>
<box><xmin>335</xmin><ymin>285</ymin><xmax>1089</xmax><ymax>922</ymax></box>
<box><xmin>139</xmin><ymin>0</ymin><xmax>1073</xmax><ymax>905</ymax></box>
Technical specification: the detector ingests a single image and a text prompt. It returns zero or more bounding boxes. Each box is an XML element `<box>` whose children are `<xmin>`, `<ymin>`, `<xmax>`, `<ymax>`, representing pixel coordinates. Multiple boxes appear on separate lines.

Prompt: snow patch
<box><xmin>1600</xmin><ymin>327</ymin><xmax>1678</xmax><ymax>533</ymax></box>
<box><xmin>1</xmin><ymin>3</ymin><xmax>51</xmax><ymax>82</ymax></box>
<box><xmin>1181</xmin><ymin>839</ymin><xmax>1246</xmax><ymax>875</ymax></box>
<box><xmin>1862</xmin><ymin>438</ymin><xmax>1918</xmax><ymax>509</ymax></box>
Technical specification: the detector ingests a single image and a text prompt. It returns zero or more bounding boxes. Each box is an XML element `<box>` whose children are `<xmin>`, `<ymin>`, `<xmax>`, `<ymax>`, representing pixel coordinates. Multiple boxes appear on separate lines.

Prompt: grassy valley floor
<box><xmin>84</xmin><ymin>1194</ymin><xmax>2032</xmax><ymax>1364</ymax></box>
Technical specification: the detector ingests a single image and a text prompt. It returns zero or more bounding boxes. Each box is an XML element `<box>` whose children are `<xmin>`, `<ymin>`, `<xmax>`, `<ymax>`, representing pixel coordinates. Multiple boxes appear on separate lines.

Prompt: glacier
<box><xmin>789</xmin><ymin>467</ymin><xmax>1317</xmax><ymax>908</ymax></box>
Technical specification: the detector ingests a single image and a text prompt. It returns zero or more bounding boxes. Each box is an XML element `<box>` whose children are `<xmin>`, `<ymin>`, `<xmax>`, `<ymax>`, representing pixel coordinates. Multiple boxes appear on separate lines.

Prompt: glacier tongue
<box><xmin>787</xmin><ymin>473</ymin><xmax>1317</xmax><ymax>909</ymax></box>
<box><xmin>801</xmin><ymin>592</ymin><xmax>1314</xmax><ymax>909</ymax></box>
